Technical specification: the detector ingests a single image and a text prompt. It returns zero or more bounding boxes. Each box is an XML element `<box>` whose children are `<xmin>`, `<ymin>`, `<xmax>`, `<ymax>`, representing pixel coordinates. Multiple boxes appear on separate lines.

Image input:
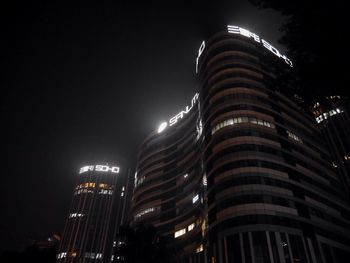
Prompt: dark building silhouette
<box><xmin>132</xmin><ymin>25</ymin><xmax>350</xmax><ymax>263</ymax></box>
<box><xmin>312</xmin><ymin>96</ymin><xmax>350</xmax><ymax>195</ymax></box>
<box><xmin>57</xmin><ymin>162</ymin><xmax>131</xmax><ymax>263</ymax></box>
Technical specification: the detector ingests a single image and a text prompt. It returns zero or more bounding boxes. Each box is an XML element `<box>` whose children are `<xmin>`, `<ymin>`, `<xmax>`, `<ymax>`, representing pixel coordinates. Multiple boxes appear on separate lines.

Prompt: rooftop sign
<box><xmin>79</xmin><ymin>165</ymin><xmax>120</xmax><ymax>174</ymax></box>
<box><xmin>158</xmin><ymin>93</ymin><xmax>199</xmax><ymax>133</ymax></box>
<box><xmin>227</xmin><ymin>25</ymin><xmax>293</xmax><ymax>67</ymax></box>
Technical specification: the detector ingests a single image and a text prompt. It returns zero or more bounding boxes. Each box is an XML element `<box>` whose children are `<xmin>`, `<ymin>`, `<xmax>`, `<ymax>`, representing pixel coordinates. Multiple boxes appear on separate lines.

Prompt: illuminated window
<box><xmin>212</xmin><ymin>117</ymin><xmax>275</xmax><ymax>134</ymax></box>
<box><xmin>202</xmin><ymin>175</ymin><xmax>207</xmax><ymax>186</ymax></box>
<box><xmin>345</xmin><ymin>155</ymin><xmax>350</xmax><ymax>161</ymax></box>
<box><xmin>188</xmin><ymin>223</ymin><xmax>195</xmax><ymax>232</ymax></box>
<box><xmin>287</xmin><ymin>130</ymin><xmax>303</xmax><ymax>144</ymax></box>
<box><xmin>99</xmin><ymin>183</ymin><xmax>111</xmax><ymax>189</ymax></box>
<box><xmin>135</xmin><ymin>176</ymin><xmax>145</xmax><ymax>187</ymax></box>
<box><xmin>69</xmin><ymin>213</ymin><xmax>84</xmax><ymax>218</ymax></box>
<box><xmin>196</xmin><ymin>244</ymin><xmax>204</xmax><ymax>253</ymax></box>
<box><xmin>192</xmin><ymin>194</ymin><xmax>199</xmax><ymax>204</ymax></box>
<box><xmin>74</xmin><ymin>188</ymin><xmax>94</xmax><ymax>195</ymax></box>
<box><xmin>76</xmin><ymin>182</ymin><xmax>96</xmax><ymax>189</ymax></box>
<box><xmin>174</xmin><ymin>228</ymin><xmax>186</xmax><ymax>238</ymax></box>
<box><xmin>134</xmin><ymin>207</ymin><xmax>159</xmax><ymax>219</ymax></box>
<box><xmin>98</xmin><ymin>189</ymin><xmax>113</xmax><ymax>195</ymax></box>
<box><xmin>184</xmin><ymin>173</ymin><xmax>188</xmax><ymax>178</ymax></box>
<box><xmin>85</xmin><ymin>252</ymin><xmax>102</xmax><ymax>259</ymax></box>
<box><xmin>57</xmin><ymin>252</ymin><xmax>67</xmax><ymax>259</ymax></box>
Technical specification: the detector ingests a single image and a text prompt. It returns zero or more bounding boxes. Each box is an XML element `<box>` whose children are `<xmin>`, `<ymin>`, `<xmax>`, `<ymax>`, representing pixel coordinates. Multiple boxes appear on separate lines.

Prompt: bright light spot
<box><xmin>193</xmin><ymin>194</ymin><xmax>199</xmax><ymax>204</ymax></box>
<box><xmin>158</xmin><ymin>122</ymin><xmax>168</xmax><ymax>133</ymax></box>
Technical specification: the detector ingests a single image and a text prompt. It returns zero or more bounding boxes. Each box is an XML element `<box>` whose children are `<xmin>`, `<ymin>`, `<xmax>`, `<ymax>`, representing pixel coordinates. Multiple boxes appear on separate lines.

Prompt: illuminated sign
<box><xmin>79</xmin><ymin>165</ymin><xmax>120</xmax><ymax>174</ymax></box>
<box><xmin>196</xmin><ymin>41</ymin><xmax>205</xmax><ymax>73</ymax></box>
<box><xmin>227</xmin><ymin>25</ymin><xmax>293</xmax><ymax>67</ymax></box>
<box><xmin>158</xmin><ymin>93</ymin><xmax>199</xmax><ymax>133</ymax></box>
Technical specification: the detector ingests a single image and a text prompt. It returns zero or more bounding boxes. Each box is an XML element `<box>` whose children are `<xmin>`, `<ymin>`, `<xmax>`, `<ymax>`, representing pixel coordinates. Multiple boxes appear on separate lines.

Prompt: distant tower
<box><xmin>57</xmin><ymin>163</ymin><xmax>131</xmax><ymax>263</ymax></box>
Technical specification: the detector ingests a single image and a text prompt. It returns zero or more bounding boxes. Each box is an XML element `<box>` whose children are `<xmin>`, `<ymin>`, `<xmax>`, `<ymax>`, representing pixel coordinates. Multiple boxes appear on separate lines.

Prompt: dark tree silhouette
<box><xmin>249</xmin><ymin>0</ymin><xmax>349</xmax><ymax>101</ymax></box>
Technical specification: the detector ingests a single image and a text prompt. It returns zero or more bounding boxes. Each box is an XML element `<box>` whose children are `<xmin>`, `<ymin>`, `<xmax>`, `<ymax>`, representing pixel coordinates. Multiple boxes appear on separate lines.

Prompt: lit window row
<box><xmin>315</xmin><ymin>108</ymin><xmax>343</xmax><ymax>123</ymax></box>
<box><xmin>74</xmin><ymin>189</ymin><xmax>94</xmax><ymax>195</ymax></box>
<box><xmin>287</xmin><ymin>131</ymin><xmax>303</xmax><ymax>143</ymax></box>
<box><xmin>212</xmin><ymin>116</ymin><xmax>275</xmax><ymax>134</ymax></box>
<box><xmin>85</xmin><ymin>252</ymin><xmax>102</xmax><ymax>259</ymax></box>
<box><xmin>134</xmin><ymin>207</ymin><xmax>158</xmax><ymax>219</ymax></box>
<box><xmin>99</xmin><ymin>189</ymin><xmax>113</xmax><ymax>195</ymax></box>
<box><xmin>345</xmin><ymin>155</ymin><xmax>350</xmax><ymax>161</ymax></box>
<box><xmin>57</xmin><ymin>252</ymin><xmax>77</xmax><ymax>259</ymax></box>
<box><xmin>76</xmin><ymin>182</ymin><xmax>96</xmax><ymax>189</ymax></box>
<box><xmin>57</xmin><ymin>252</ymin><xmax>67</xmax><ymax>259</ymax></box>
<box><xmin>99</xmin><ymin>183</ymin><xmax>112</xmax><ymax>189</ymax></box>
<box><xmin>174</xmin><ymin>222</ymin><xmax>196</xmax><ymax>238</ymax></box>
<box><xmin>69</xmin><ymin>213</ymin><xmax>84</xmax><ymax>218</ymax></box>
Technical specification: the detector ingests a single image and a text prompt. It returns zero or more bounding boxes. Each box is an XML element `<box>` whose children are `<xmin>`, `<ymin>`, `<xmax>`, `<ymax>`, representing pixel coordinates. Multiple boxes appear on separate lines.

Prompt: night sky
<box><xmin>2</xmin><ymin>0</ymin><xmax>286</xmax><ymax>252</ymax></box>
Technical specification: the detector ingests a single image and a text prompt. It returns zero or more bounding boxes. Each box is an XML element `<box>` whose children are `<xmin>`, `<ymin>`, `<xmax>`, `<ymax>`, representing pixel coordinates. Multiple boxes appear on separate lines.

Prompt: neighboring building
<box><xmin>132</xmin><ymin>25</ymin><xmax>350</xmax><ymax>263</ymax></box>
<box><xmin>57</xmin><ymin>162</ymin><xmax>131</xmax><ymax>263</ymax></box>
<box><xmin>131</xmin><ymin>92</ymin><xmax>206</xmax><ymax>262</ymax></box>
<box><xmin>312</xmin><ymin>96</ymin><xmax>350</xmax><ymax>194</ymax></box>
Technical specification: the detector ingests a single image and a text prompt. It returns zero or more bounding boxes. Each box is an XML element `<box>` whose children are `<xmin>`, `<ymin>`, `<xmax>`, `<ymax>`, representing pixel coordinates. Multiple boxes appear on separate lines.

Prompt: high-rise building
<box><xmin>57</xmin><ymin>163</ymin><xmax>131</xmax><ymax>263</ymax></box>
<box><xmin>131</xmin><ymin>92</ymin><xmax>206</xmax><ymax>262</ymax></box>
<box><xmin>132</xmin><ymin>25</ymin><xmax>350</xmax><ymax>263</ymax></box>
<box><xmin>312</xmin><ymin>96</ymin><xmax>350</xmax><ymax>195</ymax></box>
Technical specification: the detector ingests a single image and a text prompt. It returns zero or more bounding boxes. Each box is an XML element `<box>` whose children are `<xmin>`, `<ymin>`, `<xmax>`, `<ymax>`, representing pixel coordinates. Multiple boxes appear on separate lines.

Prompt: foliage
<box><xmin>249</xmin><ymin>0</ymin><xmax>349</xmax><ymax>101</ymax></box>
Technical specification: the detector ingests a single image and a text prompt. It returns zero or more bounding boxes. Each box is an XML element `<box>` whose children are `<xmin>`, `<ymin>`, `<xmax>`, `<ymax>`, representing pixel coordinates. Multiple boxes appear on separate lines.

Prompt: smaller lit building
<box><xmin>312</xmin><ymin>95</ymin><xmax>350</xmax><ymax>194</ymax></box>
<box><xmin>57</xmin><ymin>162</ymin><xmax>131</xmax><ymax>263</ymax></box>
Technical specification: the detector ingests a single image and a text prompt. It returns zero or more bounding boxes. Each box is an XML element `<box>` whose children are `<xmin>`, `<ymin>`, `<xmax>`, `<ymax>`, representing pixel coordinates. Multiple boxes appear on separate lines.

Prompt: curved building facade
<box><xmin>58</xmin><ymin>163</ymin><xmax>130</xmax><ymax>263</ymax></box>
<box><xmin>133</xmin><ymin>25</ymin><xmax>350</xmax><ymax>263</ymax></box>
<box><xmin>131</xmin><ymin>94</ymin><xmax>206</xmax><ymax>262</ymax></box>
<box><xmin>198</xmin><ymin>26</ymin><xmax>350</xmax><ymax>263</ymax></box>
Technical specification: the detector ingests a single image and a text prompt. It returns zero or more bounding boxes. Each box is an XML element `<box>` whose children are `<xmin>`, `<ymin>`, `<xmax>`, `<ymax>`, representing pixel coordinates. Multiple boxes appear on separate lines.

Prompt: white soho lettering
<box><xmin>227</xmin><ymin>25</ymin><xmax>293</xmax><ymax>67</ymax></box>
<box><xmin>79</xmin><ymin>165</ymin><xmax>120</xmax><ymax>174</ymax></box>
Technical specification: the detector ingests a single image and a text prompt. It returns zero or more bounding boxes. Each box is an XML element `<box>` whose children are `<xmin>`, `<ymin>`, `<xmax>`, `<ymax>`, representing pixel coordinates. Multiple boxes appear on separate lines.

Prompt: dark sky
<box><xmin>1</xmin><ymin>0</ymin><xmax>286</xmax><ymax>252</ymax></box>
